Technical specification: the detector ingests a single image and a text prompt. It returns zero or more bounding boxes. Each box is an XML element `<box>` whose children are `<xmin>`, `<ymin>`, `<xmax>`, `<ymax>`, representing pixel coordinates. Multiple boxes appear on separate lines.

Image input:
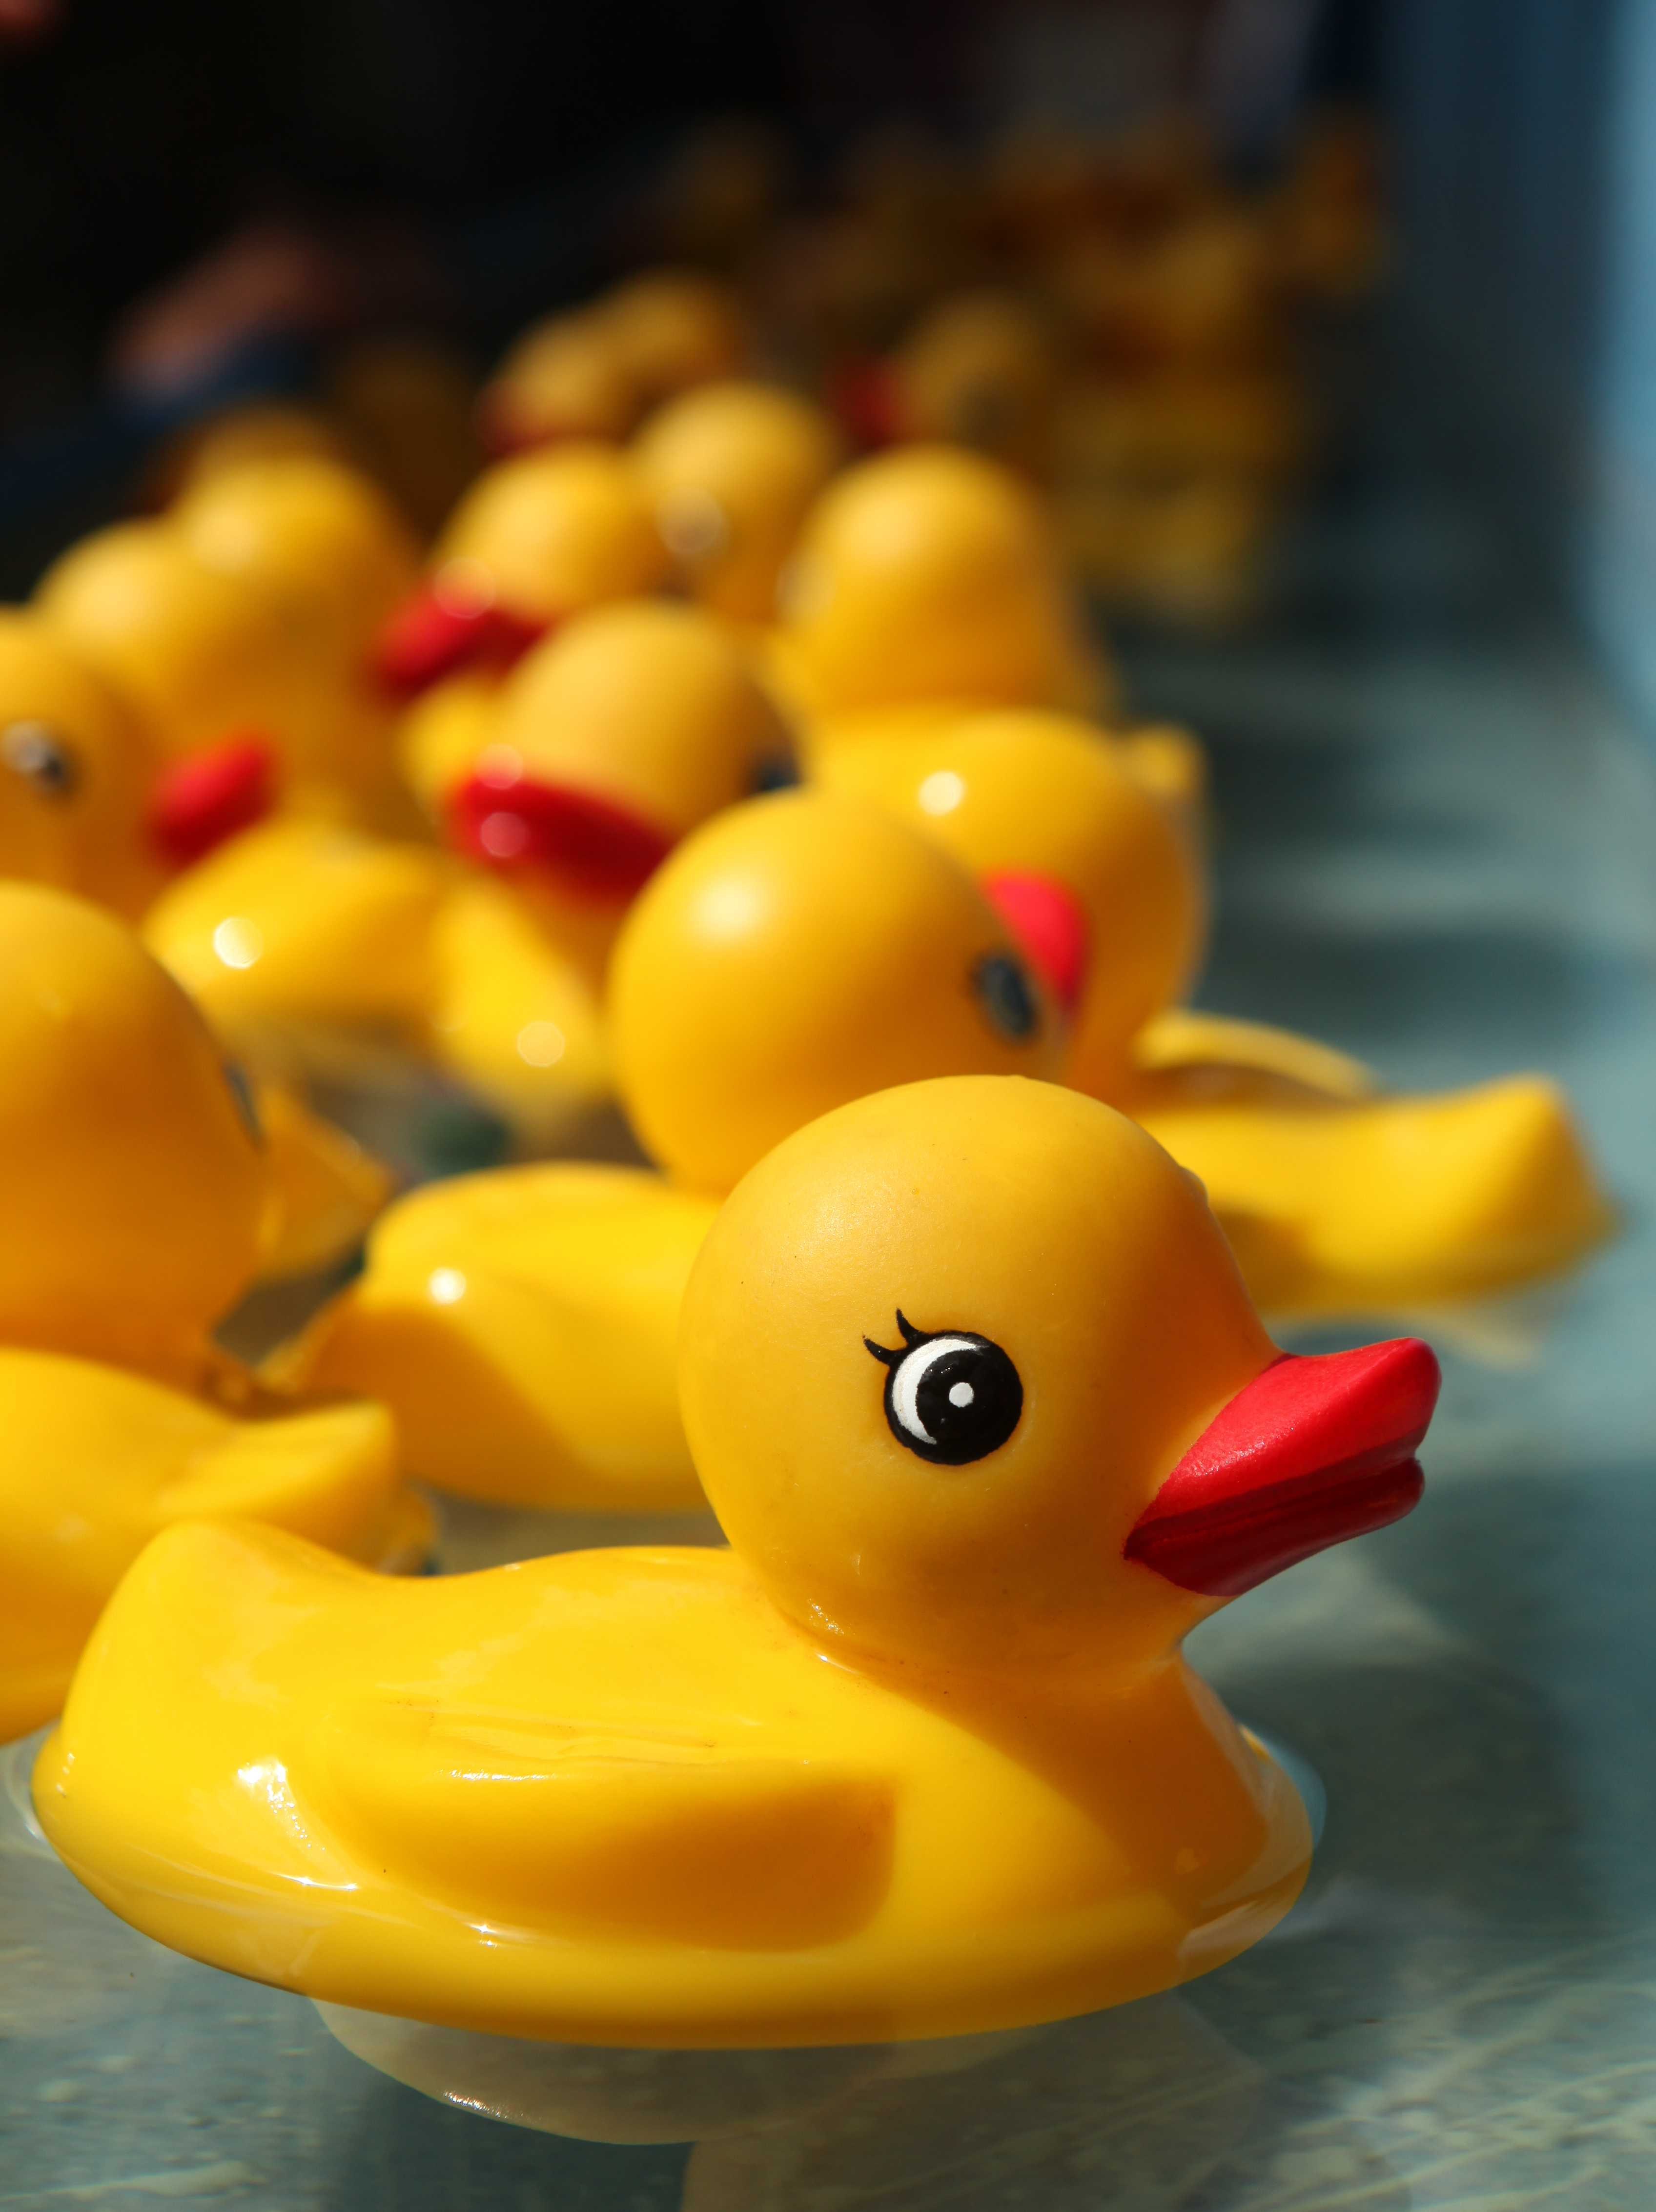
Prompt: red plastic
<box><xmin>447</xmin><ymin>769</ymin><xmax>675</xmax><ymax>902</ymax></box>
<box><xmin>373</xmin><ymin>583</ymin><xmax>548</xmax><ymax>697</ymax></box>
<box><xmin>1125</xmin><ymin>1338</ymin><xmax>1439</xmax><ymax>1597</ymax></box>
<box><xmin>828</xmin><ymin>356</ymin><xmax>909</xmax><ymax>450</ymax></box>
<box><xmin>982</xmin><ymin>870</ymin><xmax>1089</xmax><ymax>1015</ymax></box>
<box><xmin>147</xmin><ymin>736</ymin><xmax>277</xmax><ymax>869</ymax></box>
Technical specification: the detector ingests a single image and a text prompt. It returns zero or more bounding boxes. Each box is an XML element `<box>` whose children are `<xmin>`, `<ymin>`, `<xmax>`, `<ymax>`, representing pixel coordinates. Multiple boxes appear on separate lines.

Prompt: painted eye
<box><xmin>864</xmin><ymin>1311</ymin><xmax>1023</xmax><ymax>1466</ymax></box>
<box><xmin>2</xmin><ymin>720</ymin><xmax>78</xmax><ymax>799</ymax></box>
<box><xmin>750</xmin><ymin>753</ymin><xmax>799</xmax><ymax>794</ymax></box>
<box><xmin>973</xmin><ymin>951</ymin><xmax>1038</xmax><ymax>1041</ymax></box>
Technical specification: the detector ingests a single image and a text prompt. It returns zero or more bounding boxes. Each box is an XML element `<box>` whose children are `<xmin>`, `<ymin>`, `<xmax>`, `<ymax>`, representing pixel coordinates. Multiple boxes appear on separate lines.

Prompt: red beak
<box><xmin>447</xmin><ymin>767</ymin><xmax>675</xmax><ymax>902</ymax></box>
<box><xmin>982</xmin><ymin>869</ymin><xmax>1089</xmax><ymax>1015</ymax></box>
<box><xmin>1125</xmin><ymin>1338</ymin><xmax>1439</xmax><ymax>1598</ymax></box>
<box><xmin>147</xmin><ymin>736</ymin><xmax>277</xmax><ymax>869</ymax></box>
<box><xmin>374</xmin><ymin>583</ymin><xmax>548</xmax><ymax>698</ymax></box>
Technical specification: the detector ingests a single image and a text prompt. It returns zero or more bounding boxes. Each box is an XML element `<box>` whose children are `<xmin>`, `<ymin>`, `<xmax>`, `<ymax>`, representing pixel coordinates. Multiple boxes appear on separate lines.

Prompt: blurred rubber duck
<box><xmin>479</xmin><ymin>270</ymin><xmax>747</xmax><ymax>457</ymax></box>
<box><xmin>34</xmin><ymin>506</ymin><xmax>404</xmax><ymax>833</ymax></box>
<box><xmin>36</xmin><ymin>1075</ymin><xmax>1437</xmax><ymax>2042</ymax></box>
<box><xmin>380</xmin><ymin>443</ymin><xmax>669</xmax><ymax>709</ymax></box>
<box><xmin>879</xmin><ymin>291</ymin><xmax>1066</xmax><ymax>477</ymax></box>
<box><xmin>0</xmin><ymin>883</ymin><xmax>426</xmax><ymax>1741</ymax></box>
<box><xmin>632</xmin><ymin>381</ymin><xmax>843</xmax><ymax>626</ymax></box>
<box><xmin>297</xmin><ymin>790</ymin><xmax>1060</xmax><ymax>1506</ymax></box>
<box><xmin>173</xmin><ymin>453</ymin><xmax>425</xmax><ymax>834</ymax></box>
<box><xmin>822</xmin><ymin>708</ymin><xmax>1615</xmax><ymax>1317</ymax></box>
<box><xmin>769</xmin><ymin>446</ymin><xmax>1113</xmax><ymax>759</ymax></box>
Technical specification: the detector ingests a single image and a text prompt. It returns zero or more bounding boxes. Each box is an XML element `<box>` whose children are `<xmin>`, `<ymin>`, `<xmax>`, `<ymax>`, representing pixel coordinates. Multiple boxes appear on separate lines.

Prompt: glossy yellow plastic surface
<box><xmin>434</xmin><ymin>444</ymin><xmax>670</xmax><ymax>625</ymax></box>
<box><xmin>777</xmin><ymin>446</ymin><xmax>1109</xmax><ymax>723</ymax></box>
<box><xmin>254</xmin><ymin>1080</ymin><xmax>395</xmax><ymax>1282</ymax></box>
<box><xmin>37</xmin><ymin>1078</ymin><xmax>1309</xmax><ymax>2045</ymax></box>
<box><xmin>632</xmin><ymin>381</ymin><xmax>843</xmax><ymax>623</ymax></box>
<box><xmin>0</xmin><ymin>1351</ymin><xmax>406</xmax><ymax>1742</ymax></box>
<box><xmin>37</xmin><ymin>520</ymin><xmax>303</xmax><ymax>762</ymax></box>
<box><xmin>307</xmin><ymin>792</ymin><xmax>1059</xmax><ymax>1504</ymax></box>
<box><xmin>144</xmin><ymin>817</ymin><xmax>448</xmax><ymax>1048</ymax></box>
<box><xmin>1132</xmin><ymin>1071</ymin><xmax>1615</xmax><ymax>1314</ymax></box>
<box><xmin>816</xmin><ymin>706</ymin><xmax>1612</xmax><ymax>1313</ymax></box>
<box><xmin>0</xmin><ymin>883</ymin><xmax>426</xmax><ymax>1736</ymax></box>
<box><xmin>175</xmin><ymin>454</ymin><xmax>420</xmax><ymax>677</ymax></box>
<box><xmin>306</xmin><ymin>1165</ymin><xmax>715</xmax><ymax>1507</ymax></box>
<box><xmin>0</xmin><ymin>611</ymin><xmax>168</xmax><ymax>920</ymax></box>
<box><xmin>489</xmin><ymin>600</ymin><xmax>791</xmax><ymax>849</ymax></box>
<box><xmin>816</xmin><ymin>708</ymin><xmax>1206</xmax><ymax>1096</ymax></box>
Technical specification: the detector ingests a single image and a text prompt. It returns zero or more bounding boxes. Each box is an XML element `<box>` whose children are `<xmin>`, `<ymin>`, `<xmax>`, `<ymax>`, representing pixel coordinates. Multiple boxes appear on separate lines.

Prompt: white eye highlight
<box><xmin>890</xmin><ymin>1336</ymin><xmax>978</xmax><ymax>1445</ymax></box>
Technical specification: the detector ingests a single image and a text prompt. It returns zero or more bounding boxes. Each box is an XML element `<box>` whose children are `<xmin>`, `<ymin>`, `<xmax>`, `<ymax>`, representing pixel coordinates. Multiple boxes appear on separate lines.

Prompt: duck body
<box><xmin>36</xmin><ymin>1522</ymin><xmax>1306</xmax><ymax>2045</ymax></box>
<box><xmin>303</xmin><ymin>1164</ymin><xmax>714</xmax><ymax>1508</ymax></box>
<box><xmin>0</xmin><ymin>1351</ymin><xmax>409</xmax><ymax>1742</ymax></box>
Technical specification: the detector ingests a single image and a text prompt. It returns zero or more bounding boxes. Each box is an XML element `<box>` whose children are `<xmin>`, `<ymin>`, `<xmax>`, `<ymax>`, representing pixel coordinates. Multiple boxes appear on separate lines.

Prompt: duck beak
<box><xmin>374</xmin><ymin>583</ymin><xmax>547</xmax><ymax>697</ymax></box>
<box><xmin>447</xmin><ymin>767</ymin><xmax>674</xmax><ymax>901</ymax></box>
<box><xmin>147</xmin><ymin>735</ymin><xmax>276</xmax><ymax>868</ymax></box>
<box><xmin>1124</xmin><ymin>1338</ymin><xmax>1439</xmax><ymax>1598</ymax></box>
<box><xmin>982</xmin><ymin>869</ymin><xmax>1088</xmax><ymax>1016</ymax></box>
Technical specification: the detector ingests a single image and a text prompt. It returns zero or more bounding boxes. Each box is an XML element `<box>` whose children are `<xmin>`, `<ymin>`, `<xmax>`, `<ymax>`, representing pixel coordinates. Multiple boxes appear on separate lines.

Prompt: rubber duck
<box><xmin>631</xmin><ymin>382</ymin><xmax>843</xmax><ymax>626</ymax></box>
<box><xmin>174</xmin><ymin>453</ymin><xmax>425</xmax><ymax>833</ymax></box>
<box><xmin>478</xmin><ymin>310</ymin><xmax>646</xmax><ymax>456</ymax></box>
<box><xmin>881</xmin><ymin>291</ymin><xmax>1066</xmax><ymax>477</ymax></box>
<box><xmin>819</xmin><ymin>708</ymin><xmax>1614</xmax><ymax>1315</ymax></box>
<box><xmin>0</xmin><ymin>883</ymin><xmax>426</xmax><ymax>1740</ymax></box>
<box><xmin>379</xmin><ymin>444</ymin><xmax>670</xmax><ymax>704</ymax></box>
<box><xmin>770</xmin><ymin>447</ymin><xmax>1113</xmax><ymax>757</ymax></box>
<box><xmin>444</xmin><ymin>600</ymin><xmax>793</xmax><ymax>974</ymax></box>
<box><xmin>298</xmin><ymin>791</ymin><xmax>1060</xmax><ymax>1506</ymax></box>
<box><xmin>34</xmin><ymin>1075</ymin><xmax>1438</xmax><ymax>2043</ymax></box>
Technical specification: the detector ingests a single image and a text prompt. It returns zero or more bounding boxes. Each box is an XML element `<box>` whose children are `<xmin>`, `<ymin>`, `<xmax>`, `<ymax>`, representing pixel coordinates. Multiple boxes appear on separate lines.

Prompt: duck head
<box><xmin>445</xmin><ymin>600</ymin><xmax>790</xmax><ymax>917</ymax></box>
<box><xmin>632</xmin><ymin>380</ymin><xmax>843</xmax><ymax>624</ymax></box>
<box><xmin>817</xmin><ymin>708</ymin><xmax>1207</xmax><ymax>1098</ymax></box>
<box><xmin>609</xmin><ymin>789</ymin><xmax>1062</xmax><ymax>1194</ymax></box>
<box><xmin>377</xmin><ymin>445</ymin><xmax>670</xmax><ymax>696</ymax></box>
<box><xmin>176</xmin><ymin>453</ymin><xmax>420</xmax><ymax>682</ymax></box>
<box><xmin>681</xmin><ymin>1075</ymin><xmax>1436</xmax><ymax>1673</ymax></box>
<box><xmin>777</xmin><ymin>446</ymin><xmax>1109</xmax><ymax>719</ymax></box>
<box><xmin>0</xmin><ymin>884</ymin><xmax>267</xmax><ymax>1378</ymax></box>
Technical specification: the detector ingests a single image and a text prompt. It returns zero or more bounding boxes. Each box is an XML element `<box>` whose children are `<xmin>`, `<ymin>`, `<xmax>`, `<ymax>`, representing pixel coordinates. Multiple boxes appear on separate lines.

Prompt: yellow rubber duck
<box><xmin>172</xmin><ymin>453</ymin><xmax>424</xmax><ymax>833</ymax></box>
<box><xmin>769</xmin><ymin>446</ymin><xmax>1113</xmax><ymax>758</ymax></box>
<box><xmin>380</xmin><ymin>443</ymin><xmax>670</xmax><ymax>708</ymax></box>
<box><xmin>818</xmin><ymin>708</ymin><xmax>1614</xmax><ymax>1315</ymax></box>
<box><xmin>34</xmin><ymin>1076</ymin><xmax>1438</xmax><ymax>2044</ymax></box>
<box><xmin>298</xmin><ymin>791</ymin><xmax>1061</xmax><ymax>1506</ymax></box>
<box><xmin>631</xmin><ymin>381</ymin><xmax>843</xmax><ymax>625</ymax></box>
<box><xmin>0</xmin><ymin>883</ymin><xmax>427</xmax><ymax>1741</ymax></box>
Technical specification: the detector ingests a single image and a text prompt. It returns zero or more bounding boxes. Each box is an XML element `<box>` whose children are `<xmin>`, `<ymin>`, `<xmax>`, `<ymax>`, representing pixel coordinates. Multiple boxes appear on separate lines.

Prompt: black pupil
<box><xmin>2</xmin><ymin>722</ymin><xmax>75</xmax><ymax>796</ymax></box>
<box><xmin>974</xmin><ymin>952</ymin><xmax>1037</xmax><ymax>1040</ymax></box>
<box><xmin>906</xmin><ymin>1338</ymin><xmax>1022</xmax><ymax>1465</ymax></box>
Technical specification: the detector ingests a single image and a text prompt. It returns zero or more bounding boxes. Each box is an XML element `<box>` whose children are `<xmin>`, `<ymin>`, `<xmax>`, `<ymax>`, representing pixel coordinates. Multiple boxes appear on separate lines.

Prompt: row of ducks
<box><xmin>0</xmin><ymin>373</ymin><xmax>1606</xmax><ymax>2058</ymax></box>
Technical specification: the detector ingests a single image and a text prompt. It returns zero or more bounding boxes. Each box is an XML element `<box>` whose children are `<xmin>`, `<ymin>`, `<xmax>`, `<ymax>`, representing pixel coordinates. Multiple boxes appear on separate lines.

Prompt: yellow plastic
<box><xmin>0</xmin><ymin>883</ymin><xmax>427</xmax><ymax>1737</ymax></box>
<box><xmin>36</xmin><ymin>1077</ymin><xmax>1310</xmax><ymax>2045</ymax></box>
<box><xmin>632</xmin><ymin>381</ymin><xmax>843</xmax><ymax>623</ymax></box>
<box><xmin>0</xmin><ymin>610</ymin><xmax>169</xmax><ymax>920</ymax></box>
<box><xmin>815</xmin><ymin>709</ymin><xmax>1206</xmax><ymax>1099</ymax></box>
<box><xmin>254</xmin><ymin>1079</ymin><xmax>395</xmax><ymax>1282</ymax></box>
<box><xmin>818</xmin><ymin>706</ymin><xmax>1612</xmax><ymax>1314</ymax></box>
<box><xmin>776</xmin><ymin>446</ymin><xmax>1110</xmax><ymax>726</ymax></box>
<box><xmin>433</xmin><ymin>444</ymin><xmax>670</xmax><ymax>626</ymax></box>
<box><xmin>305</xmin><ymin>792</ymin><xmax>1059</xmax><ymax>1504</ymax></box>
